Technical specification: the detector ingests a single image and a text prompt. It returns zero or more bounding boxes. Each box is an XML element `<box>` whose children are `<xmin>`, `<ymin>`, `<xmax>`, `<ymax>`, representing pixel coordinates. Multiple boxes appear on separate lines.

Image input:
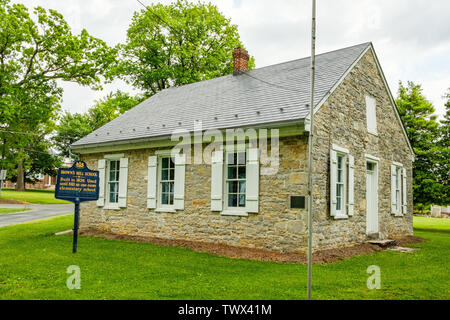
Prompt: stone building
<box><xmin>72</xmin><ymin>43</ymin><xmax>415</xmax><ymax>253</ymax></box>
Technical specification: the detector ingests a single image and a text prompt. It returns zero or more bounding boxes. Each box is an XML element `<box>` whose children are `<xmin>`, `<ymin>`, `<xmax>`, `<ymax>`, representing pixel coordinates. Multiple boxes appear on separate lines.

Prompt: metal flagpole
<box><xmin>307</xmin><ymin>0</ymin><xmax>316</xmax><ymax>300</ymax></box>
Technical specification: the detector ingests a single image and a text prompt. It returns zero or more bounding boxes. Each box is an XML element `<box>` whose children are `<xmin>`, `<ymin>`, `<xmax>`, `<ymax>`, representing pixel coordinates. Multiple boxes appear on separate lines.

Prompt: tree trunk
<box><xmin>16</xmin><ymin>160</ymin><xmax>26</xmax><ymax>191</ymax></box>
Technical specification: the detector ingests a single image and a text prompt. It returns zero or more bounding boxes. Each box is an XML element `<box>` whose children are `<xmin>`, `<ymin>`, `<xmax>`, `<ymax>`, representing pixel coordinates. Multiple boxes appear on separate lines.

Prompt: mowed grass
<box><xmin>0</xmin><ymin>208</ymin><xmax>31</xmax><ymax>214</ymax></box>
<box><xmin>0</xmin><ymin>215</ymin><xmax>448</xmax><ymax>300</ymax></box>
<box><xmin>0</xmin><ymin>188</ymin><xmax>70</xmax><ymax>204</ymax></box>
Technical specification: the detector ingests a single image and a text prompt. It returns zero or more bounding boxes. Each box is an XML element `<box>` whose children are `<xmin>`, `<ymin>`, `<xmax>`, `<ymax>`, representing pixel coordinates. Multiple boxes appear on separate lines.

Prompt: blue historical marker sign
<box><xmin>55</xmin><ymin>161</ymin><xmax>99</xmax><ymax>203</ymax></box>
<box><xmin>55</xmin><ymin>161</ymin><xmax>99</xmax><ymax>253</ymax></box>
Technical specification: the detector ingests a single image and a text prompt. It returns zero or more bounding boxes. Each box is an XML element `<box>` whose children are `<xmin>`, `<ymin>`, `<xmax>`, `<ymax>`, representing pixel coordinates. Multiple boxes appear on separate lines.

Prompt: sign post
<box><xmin>55</xmin><ymin>161</ymin><xmax>99</xmax><ymax>253</ymax></box>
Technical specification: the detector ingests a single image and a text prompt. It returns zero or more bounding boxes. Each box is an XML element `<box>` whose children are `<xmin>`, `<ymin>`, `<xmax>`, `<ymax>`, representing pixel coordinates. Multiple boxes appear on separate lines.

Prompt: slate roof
<box><xmin>72</xmin><ymin>42</ymin><xmax>371</xmax><ymax>148</ymax></box>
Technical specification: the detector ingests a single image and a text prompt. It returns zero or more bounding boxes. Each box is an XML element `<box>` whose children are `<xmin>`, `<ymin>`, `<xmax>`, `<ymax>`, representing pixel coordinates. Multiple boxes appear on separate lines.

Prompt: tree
<box><xmin>396</xmin><ymin>81</ymin><xmax>446</xmax><ymax>207</ymax></box>
<box><xmin>0</xmin><ymin>0</ymin><xmax>116</xmax><ymax>190</ymax></box>
<box><xmin>112</xmin><ymin>0</ymin><xmax>254</xmax><ymax>96</ymax></box>
<box><xmin>52</xmin><ymin>112</ymin><xmax>93</xmax><ymax>160</ymax></box>
<box><xmin>53</xmin><ymin>91</ymin><xmax>145</xmax><ymax>160</ymax></box>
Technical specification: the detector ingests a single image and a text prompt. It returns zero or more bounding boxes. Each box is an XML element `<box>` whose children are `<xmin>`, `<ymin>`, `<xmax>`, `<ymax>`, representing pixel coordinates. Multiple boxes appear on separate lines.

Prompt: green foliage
<box><xmin>53</xmin><ymin>91</ymin><xmax>145</xmax><ymax>159</ymax></box>
<box><xmin>396</xmin><ymin>82</ymin><xmax>449</xmax><ymax>206</ymax></box>
<box><xmin>0</xmin><ymin>0</ymin><xmax>116</xmax><ymax>189</ymax></box>
<box><xmin>112</xmin><ymin>0</ymin><xmax>254</xmax><ymax>95</ymax></box>
<box><xmin>0</xmin><ymin>215</ymin><xmax>448</xmax><ymax>299</ymax></box>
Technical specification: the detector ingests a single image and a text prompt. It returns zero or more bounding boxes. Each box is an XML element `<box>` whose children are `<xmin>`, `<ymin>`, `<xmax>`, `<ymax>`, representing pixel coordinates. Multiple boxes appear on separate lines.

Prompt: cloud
<box><xmin>10</xmin><ymin>0</ymin><xmax>450</xmax><ymax>118</ymax></box>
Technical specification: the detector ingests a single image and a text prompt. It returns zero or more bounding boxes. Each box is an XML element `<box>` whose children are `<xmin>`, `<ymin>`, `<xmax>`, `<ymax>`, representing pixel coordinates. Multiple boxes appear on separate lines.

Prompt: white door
<box><xmin>366</xmin><ymin>162</ymin><xmax>379</xmax><ymax>234</ymax></box>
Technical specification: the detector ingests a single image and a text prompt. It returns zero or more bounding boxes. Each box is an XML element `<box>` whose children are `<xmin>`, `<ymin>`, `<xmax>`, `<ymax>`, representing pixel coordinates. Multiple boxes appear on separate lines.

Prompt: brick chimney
<box><xmin>233</xmin><ymin>47</ymin><xmax>249</xmax><ymax>75</ymax></box>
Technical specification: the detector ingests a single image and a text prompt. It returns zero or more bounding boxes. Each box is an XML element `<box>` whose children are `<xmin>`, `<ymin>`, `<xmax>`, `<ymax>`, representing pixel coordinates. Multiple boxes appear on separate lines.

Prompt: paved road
<box><xmin>0</xmin><ymin>204</ymin><xmax>74</xmax><ymax>228</ymax></box>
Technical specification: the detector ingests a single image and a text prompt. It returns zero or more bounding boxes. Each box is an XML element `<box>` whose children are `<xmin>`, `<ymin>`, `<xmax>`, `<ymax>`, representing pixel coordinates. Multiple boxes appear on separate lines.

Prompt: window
<box><xmin>147</xmin><ymin>153</ymin><xmax>186</xmax><ymax>211</ymax></box>
<box><xmin>97</xmin><ymin>156</ymin><xmax>128</xmax><ymax>209</ymax></box>
<box><xmin>107</xmin><ymin>160</ymin><xmax>120</xmax><ymax>204</ymax></box>
<box><xmin>210</xmin><ymin>147</ymin><xmax>259</xmax><ymax>215</ymax></box>
<box><xmin>335</xmin><ymin>154</ymin><xmax>346</xmax><ymax>214</ymax></box>
<box><xmin>365</xmin><ymin>95</ymin><xmax>377</xmax><ymax>135</ymax></box>
<box><xmin>225</xmin><ymin>152</ymin><xmax>246</xmax><ymax>209</ymax></box>
<box><xmin>159</xmin><ymin>156</ymin><xmax>175</xmax><ymax>206</ymax></box>
<box><xmin>330</xmin><ymin>145</ymin><xmax>354</xmax><ymax>218</ymax></box>
<box><xmin>395</xmin><ymin>167</ymin><xmax>402</xmax><ymax>213</ymax></box>
<box><xmin>391</xmin><ymin>163</ymin><xmax>406</xmax><ymax>216</ymax></box>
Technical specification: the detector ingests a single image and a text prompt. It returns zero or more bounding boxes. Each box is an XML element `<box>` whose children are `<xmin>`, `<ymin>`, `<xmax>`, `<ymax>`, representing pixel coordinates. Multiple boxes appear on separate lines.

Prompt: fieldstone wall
<box><xmin>79</xmin><ymin>48</ymin><xmax>413</xmax><ymax>253</ymax></box>
<box><xmin>80</xmin><ymin>136</ymin><xmax>310</xmax><ymax>254</ymax></box>
<box><xmin>310</xmin><ymin>49</ymin><xmax>414</xmax><ymax>250</ymax></box>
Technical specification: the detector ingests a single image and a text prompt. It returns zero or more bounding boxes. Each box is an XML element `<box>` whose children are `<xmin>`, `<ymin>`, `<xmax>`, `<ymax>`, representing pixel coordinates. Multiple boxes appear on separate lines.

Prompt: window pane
<box><xmin>237</xmin><ymin>152</ymin><xmax>246</xmax><ymax>165</ymax></box>
<box><xmin>169</xmin><ymin>182</ymin><xmax>174</xmax><ymax>193</ymax></box>
<box><xmin>110</xmin><ymin>161</ymin><xmax>116</xmax><ymax>171</ymax></box>
<box><xmin>227</xmin><ymin>153</ymin><xmax>236</xmax><ymax>165</ymax></box>
<box><xmin>109</xmin><ymin>192</ymin><xmax>116</xmax><ymax>203</ymax></box>
<box><xmin>169</xmin><ymin>193</ymin><xmax>174</xmax><ymax>205</ymax></box>
<box><xmin>161</xmin><ymin>182</ymin><xmax>169</xmax><ymax>193</ymax></box>
<box><xmin>228</xmin><ymin>194</ymin><xmax>237</xmax><ymax>207</ymax></box>
<box><xmin>161</xmin><ymin>193</ymin><xmax>168</xmax><ymax>205</ymax></box>
<box><xmin>109</xmin><ymin>182</ymin><xmax>118</xmax><ymax>194</ymax></box>
<box><xmin>162</xmin><ymin>169</ymin><xmax>168</xmax><ymax>181</ymax></box>
<box><xmin>169</xmin><ymin>158</ymin><xmax>175</xmax><ymax>168</ymax></box>
<box><xmin>238</xmin><ymin>166</ymin><xmax>246</xmax><ymax>179</ymax></box>
<box><xmin>229</xmin><ymin>181</ymin><xmax>238</xmax><ymax>193</ymax></box>
<box><xmin>239</xmin><ymin>181</ymin><xmax>246</xmax><ymax>194</ymax></box>
<box><xmin>162</xmin><ymin>157</ymin><xmax>169</xmax><ymax>169</ymax></box>
<box><xmin>337</xmin><ymin>169</ymin><xmax>342</xmax><ymax>182</ymax></box>
<box><xmin>336</xmin><ymin>196</ymin><xmax>341</xmax><ymax>211</ymax></box>
<box><xmin>239</xmin><ymin>194</ymin><xmax>246</xmax><ymax>207</ymax></box>
<box><xmin>228</xmin><ymin>166</ymin><xmax>237</xmax><ymax>179</ymax></box>
<box><xmin>336</xmin><ymin>184</ymin><xmax>342</xmax><ymax>197</ymax></box>
<box><xmin>169</xmin><ymin>168</ymin><xmax>174</xmax><ymax>180</ymax></box>
<box><xmin>109</xmin><ymin>170</ymin><xmax>116</xmax><ymax>182</ymax></box>
<box><xmin>338</xmin><ymin>156</ymin><xmax>343</xmax><ymax>169</ymax></box>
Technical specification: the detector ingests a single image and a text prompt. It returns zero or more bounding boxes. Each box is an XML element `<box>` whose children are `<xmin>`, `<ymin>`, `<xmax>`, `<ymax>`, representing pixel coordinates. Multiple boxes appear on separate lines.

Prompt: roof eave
<box><xmin>71</xmin><ymin>118</ymin><xmax>307</xmax><ymax>154</ymax></box>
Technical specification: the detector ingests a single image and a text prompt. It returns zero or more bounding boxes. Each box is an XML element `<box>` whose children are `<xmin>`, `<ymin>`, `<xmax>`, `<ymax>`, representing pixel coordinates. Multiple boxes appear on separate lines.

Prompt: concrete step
<box><xmin>367</xmin><ymin>239</ymin><xmax>397</xmax><ymax>248</ymax></box>
<box><xmin>389</xmin><ymin>247</ymin><xmax>420</xmax><ymax>253</ymax></box>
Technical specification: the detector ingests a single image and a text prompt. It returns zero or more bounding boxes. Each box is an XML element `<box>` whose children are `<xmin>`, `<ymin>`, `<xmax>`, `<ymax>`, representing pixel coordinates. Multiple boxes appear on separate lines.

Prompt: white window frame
<box><xmin>223</xmin><ymin>150</ymin><xmax>247</xmax><ymax>215</ymax></box>
<box><xmin>335</xmin><ymin>152</ymin><xmax>347</xmax><ymax>218</ymax></box>
<box><xmin>103</xmin><ymin>154</ymin><xmax>124</xmax><ymax>210</ymax></box>
<box><xmin>391</xmin><ymin>162</ymin><xmax>405</xmax><ymax>217</ymax></box>
<box><xmin>331</xmin><ymin>144</ymin><xmax>351</xmax><ymax>219</ymax></box>
<box><xmin>157</xmin><ymin>155</ymin><xmax>176</xmax><ymax>212</ymax></box>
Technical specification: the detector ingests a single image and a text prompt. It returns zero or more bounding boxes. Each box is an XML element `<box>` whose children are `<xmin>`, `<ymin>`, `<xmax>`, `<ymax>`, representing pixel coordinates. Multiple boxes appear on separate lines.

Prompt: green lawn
<box><xmin>0</xmin><ymin>208</ymin><xmax>31</xmax><ymax>214</ymax></box>
<box><xmin>0</xmin><ymin>188</ymin><xmax>70</xmax><ymax>204</ymax></box>
<box><xmin>0</xmin><ymin>215</ymin><xmax>448</xmax><ymax>300</ymax></box>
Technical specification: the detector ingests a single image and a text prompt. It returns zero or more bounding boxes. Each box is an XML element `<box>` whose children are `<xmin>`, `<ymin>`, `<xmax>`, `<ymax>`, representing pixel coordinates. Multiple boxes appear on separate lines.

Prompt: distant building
<box><xmin>2</xmin><ymin>162</ymin><xmax>72</xmax><ymax>190</ymax></box>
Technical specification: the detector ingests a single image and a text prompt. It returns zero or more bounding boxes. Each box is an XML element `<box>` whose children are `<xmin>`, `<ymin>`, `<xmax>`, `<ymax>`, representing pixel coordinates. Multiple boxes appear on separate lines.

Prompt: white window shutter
<box><xmin>347</xmin><ymin>155</ymin><xmax>355</xmax><ymax>216</ymax></box>
<box><xmin>147</xmin><ymin>156</ymin><xmax>157</xmax><ymax>209</ymax></box>
<box><xmin>211</xmin><ymin>151</ymin><xmax>223</xmax><ymax>211</ymax></box>
<box><xmin>174</xmin><ymin>154</ymin><xmax>186</xmax><ymax>210</ymax></box>
<box><xmin>391</xmin><ymin>164</ymin><xmax>397</xmax><ymax>215</ymax></box>
<box><xmin>246</xmin><ymin>148</ymin><xmax>260</xmax><ymax>213</ymax></box>
<box><xmin>118</xmin><ymin>158</ymin><xmax>128</xmax><ymax>208</ymax></box>
<box><xmin>366</xmin><ymin>96</ymin><xmax>377</xmax><ymax>134</ymax></box>
<box><xmin>330</xmin><ymin>150</ymin><xmax>337</xmax><ymax>216</ymax></box>
<box><xmin>402</xmin><ymin>168</ymin><xmax>407</xmax><ymax>215</ymax></box>
<box><xmin>97</xmin><ymin>159</ymin><xmax>106</xmax><ymax>207</ymax></box>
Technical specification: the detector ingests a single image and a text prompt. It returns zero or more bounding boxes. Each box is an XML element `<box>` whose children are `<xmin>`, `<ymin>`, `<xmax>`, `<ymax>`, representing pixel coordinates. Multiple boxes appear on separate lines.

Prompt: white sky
<box><xmin>13</xmin><ymin>0</ymin><xmax>450</xmax><ymax>119</ymax></box>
